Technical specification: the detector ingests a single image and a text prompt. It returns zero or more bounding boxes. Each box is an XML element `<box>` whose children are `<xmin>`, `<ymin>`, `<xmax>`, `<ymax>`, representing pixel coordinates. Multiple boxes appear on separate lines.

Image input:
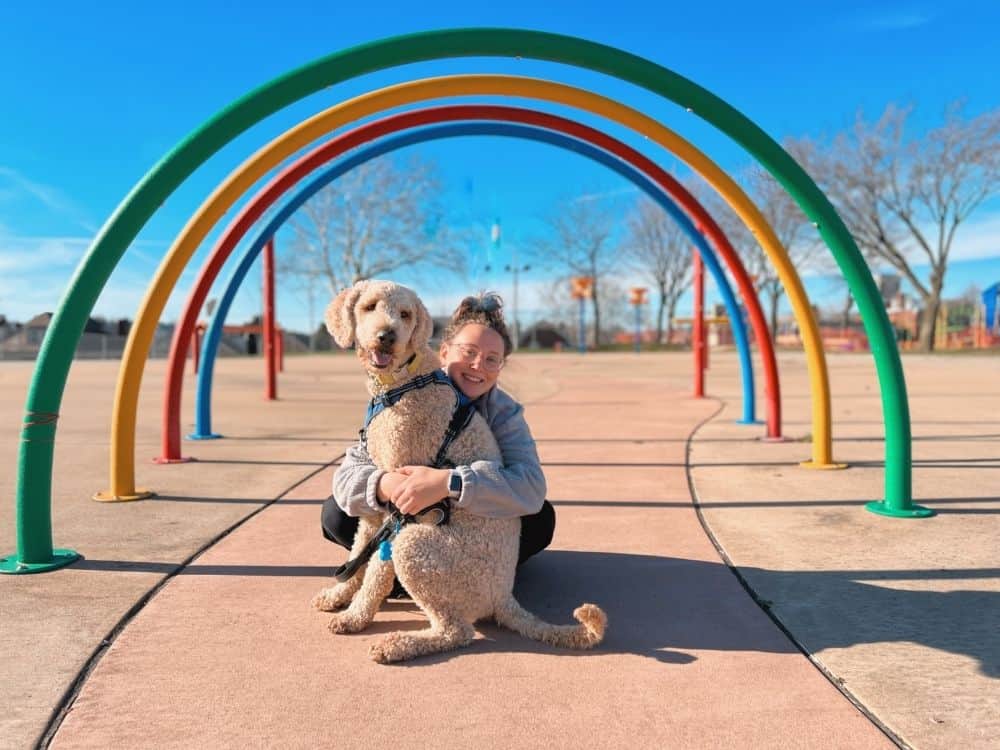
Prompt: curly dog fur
<box><xmin>312</xmin><ymin>280</ymin><xmax>606</xmax><ymax>663</ymax></box>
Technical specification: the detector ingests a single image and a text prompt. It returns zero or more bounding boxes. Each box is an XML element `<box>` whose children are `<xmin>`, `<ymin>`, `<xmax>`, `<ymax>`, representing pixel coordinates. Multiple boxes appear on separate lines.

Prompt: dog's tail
<box><xmin>493</xmin><ymin>596</ymin><xmax>606</xmax><ymax>650</ymax></box>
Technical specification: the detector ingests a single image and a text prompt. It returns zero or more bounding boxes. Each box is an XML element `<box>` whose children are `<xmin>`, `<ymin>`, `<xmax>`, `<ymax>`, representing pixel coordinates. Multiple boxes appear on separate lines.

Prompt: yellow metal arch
<box><xmin>102</xmin><ymin>74</ymin><xmax>837</xmax><ymax>499</ymax></box>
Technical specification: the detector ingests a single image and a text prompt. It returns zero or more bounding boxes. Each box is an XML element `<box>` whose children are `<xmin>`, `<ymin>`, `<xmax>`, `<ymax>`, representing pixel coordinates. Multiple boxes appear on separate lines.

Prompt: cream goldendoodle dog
<box><xmin>312</xmin><ymin>280</ymin><xmax>606</xmax><ymax>663</ymax></box>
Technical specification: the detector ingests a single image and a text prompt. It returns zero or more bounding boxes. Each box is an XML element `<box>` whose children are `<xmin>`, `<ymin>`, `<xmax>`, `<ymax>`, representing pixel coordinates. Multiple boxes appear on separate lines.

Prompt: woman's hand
<box><xmin>376</xmin><ymin>471</ymin><xmax>407</xmax><ymax>503</ymax></box>
<box><xmin>389</xmin><ymin>466</ymin><xmax>451</xmax><ymax>515</ymax></box>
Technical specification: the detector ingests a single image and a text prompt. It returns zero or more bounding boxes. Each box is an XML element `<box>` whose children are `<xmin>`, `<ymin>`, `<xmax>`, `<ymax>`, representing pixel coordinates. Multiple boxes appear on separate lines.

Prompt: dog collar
<box><xmin>373</xmin><ymin>352</ymin><xmax>423</xmax><ymax>387</ymax></box>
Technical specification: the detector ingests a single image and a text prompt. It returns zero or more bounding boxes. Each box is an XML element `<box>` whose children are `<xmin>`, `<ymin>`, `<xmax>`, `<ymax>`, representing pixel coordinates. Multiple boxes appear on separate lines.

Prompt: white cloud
<box><xmin>949</xmin><ymin>213</ymin><xmax>1000</xmax><ymax>261</ymax></box>
<box><xmin>0</xmin><ymin>166</ymin><xmax>97</xmax><ymax>234</ymax></box>
<box><xmin>797</xmin><ymin>210</ymin><xmax>1000</xmax><ymax>276</ymax></box>
<box><xmin>0</xmin><ymin>236</ymin><xmax>89</xmax><ymax>274</ymax></box>
<box><xmin>0</xmin><ymin>231</ymin><xmax>194</xmax><ymax>323</ymax></box>
<box><xmin>0</xmin><ymin>274</ymin><xmax>69</xmax><ymax>319</ymax></box>
<box><xmin>572</xmin><ymin>186</ymin><xmax>639</xmax><ymax>204</ymax></box>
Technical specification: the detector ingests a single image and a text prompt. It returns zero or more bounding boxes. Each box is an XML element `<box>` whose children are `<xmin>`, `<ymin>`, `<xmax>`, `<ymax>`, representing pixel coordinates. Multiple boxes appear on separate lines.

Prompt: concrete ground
<box><xmin>0</xmin><ymin>349</ymin><xmax>996</xmax><ymax>749</ymax></box>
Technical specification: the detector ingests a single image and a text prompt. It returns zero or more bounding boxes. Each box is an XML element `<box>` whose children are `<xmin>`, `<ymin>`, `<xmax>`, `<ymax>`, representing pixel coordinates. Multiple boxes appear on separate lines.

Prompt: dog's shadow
<box><xmin>369</xmin><ymin>550</ymin><xmax>798</xmax><ymax>667</ymax></box>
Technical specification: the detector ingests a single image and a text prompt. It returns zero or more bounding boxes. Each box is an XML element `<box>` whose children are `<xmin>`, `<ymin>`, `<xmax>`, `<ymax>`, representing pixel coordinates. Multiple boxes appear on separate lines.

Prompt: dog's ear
<box><xmin>325</xmin><ymin>281</ymin><xmax>368</xmax><ymax>348</ymax></box>
<box><xmin>411</xmin><ymin>296</ymin><xmax>433</xmax><ymax>351</ymax></box>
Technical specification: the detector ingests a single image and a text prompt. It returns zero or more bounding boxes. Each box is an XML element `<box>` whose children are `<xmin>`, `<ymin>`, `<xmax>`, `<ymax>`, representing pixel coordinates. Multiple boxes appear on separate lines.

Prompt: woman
<box><xmin>321</xmin><ymin>292</ymin><xmax>555</xmax><ymax>568</ymax></box>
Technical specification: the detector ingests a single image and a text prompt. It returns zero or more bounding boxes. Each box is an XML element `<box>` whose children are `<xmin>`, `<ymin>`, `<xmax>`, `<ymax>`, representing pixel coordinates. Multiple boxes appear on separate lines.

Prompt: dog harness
<box><xmin>359</xmin><ymin>368</ymin><xmax>478</xmax><ymax>468</ymax></box>
<box><xmin>360</xmin><ymin>369</ymin><xmax>452</xmax><ymax>445</ymax></box>
<box><xmin>334</xmin><ymin>369</ymin><xmax>479</xmax><ymax>582</ymax></box>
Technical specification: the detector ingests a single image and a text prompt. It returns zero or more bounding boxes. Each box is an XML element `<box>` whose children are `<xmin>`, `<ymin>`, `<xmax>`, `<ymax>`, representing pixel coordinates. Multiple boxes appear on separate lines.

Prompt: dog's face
<box><xmin>325</xmin><ymin>280</ymin><xmax>432</xmax><ymax>377</ymax></box>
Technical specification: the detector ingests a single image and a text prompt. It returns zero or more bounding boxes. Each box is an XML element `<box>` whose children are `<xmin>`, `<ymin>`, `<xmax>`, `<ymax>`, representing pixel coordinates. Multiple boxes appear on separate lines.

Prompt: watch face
<box><xmin>449</xmin><ymin>473</ymin><xmax>462</xmax><ymax>493</ymax></box>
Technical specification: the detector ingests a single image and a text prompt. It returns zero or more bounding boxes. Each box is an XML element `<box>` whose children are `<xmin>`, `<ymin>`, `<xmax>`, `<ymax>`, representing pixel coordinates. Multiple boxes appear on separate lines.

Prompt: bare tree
<box><xmin>280</xmin><ymin>155</ymin><xmax>466</xmax><ymax>297</ymax></box>
<box><xmin>694</xmin><ymin>169</ymin><xmax>819</xmax><ymax>340</ymax></box>
<box><xmin>537</xmin><ymin>275</ymin><xmax>628</xmax><ymax>348</ymax></box>
<box><xmin>595</xmin><ymin>276</ymin><xmax>631</xmax><ymax>340</ymax></box>
<box><xmin>622</xmin><ymin>197</ymin><xmax>692</xmax><ymax>344</ymax></box>
<box><xmin>790</xmin><ymin>102</ymin><xmax>1000</xmax><ymax>350</ymax></box>
<box><xmin>533</xmin><ymin>196</ymin><xmax>621</xmax><ymax>345</ymax></box>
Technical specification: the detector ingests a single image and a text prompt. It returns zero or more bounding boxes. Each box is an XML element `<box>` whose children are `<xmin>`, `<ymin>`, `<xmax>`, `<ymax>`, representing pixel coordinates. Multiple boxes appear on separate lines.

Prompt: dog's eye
<box><xmin>400</xmin><ymin>310</ymin><xmax>411</xmax><ymax>320</ymax></box>
<box><xmin>362</xmin><ymin>303</ymin><xmax>376</xmax><ymax>312</ymax></box>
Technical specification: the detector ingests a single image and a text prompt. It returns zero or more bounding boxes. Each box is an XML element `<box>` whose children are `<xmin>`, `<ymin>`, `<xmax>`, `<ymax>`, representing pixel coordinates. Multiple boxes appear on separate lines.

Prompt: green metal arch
<box><xmin>5</xmin><ymin>27</ymin><xmax>926</xmax><ymax>574</ymax></box>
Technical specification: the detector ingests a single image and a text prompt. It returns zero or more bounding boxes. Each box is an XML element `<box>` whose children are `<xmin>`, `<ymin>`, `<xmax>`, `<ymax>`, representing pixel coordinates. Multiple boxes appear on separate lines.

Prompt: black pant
<box><xmin>320</xmin><ymin>496</ymin><xmax>556</xmax><ymax>565</ymax></box>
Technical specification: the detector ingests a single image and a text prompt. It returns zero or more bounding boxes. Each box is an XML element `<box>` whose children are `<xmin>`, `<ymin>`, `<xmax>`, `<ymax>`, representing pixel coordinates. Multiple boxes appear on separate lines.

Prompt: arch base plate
<box><xmin>0</xmin><ymin>549</ymin><xmax>80</xmax><ymax>575</ymax></box>
<box><xmin>799</xmin><ymin>460</ymin><xmax>849</xmax><ymax>470</ymax></box>
<box><xmin>93</xmin><ymin>488</ymin><xmax>154</xmax><ymax>503</ymax></box>
<box><xmin>865</xmin><ymin>500</ymin><xmax>935</xmax><ymax>518</ymax></box>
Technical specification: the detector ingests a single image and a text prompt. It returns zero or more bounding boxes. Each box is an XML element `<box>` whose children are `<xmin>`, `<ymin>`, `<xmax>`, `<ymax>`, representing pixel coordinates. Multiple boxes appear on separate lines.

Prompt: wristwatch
<box><xmin>447</xmin><ymin>470</ymin><xmax>463</xmax><ymax>500</ymax></box>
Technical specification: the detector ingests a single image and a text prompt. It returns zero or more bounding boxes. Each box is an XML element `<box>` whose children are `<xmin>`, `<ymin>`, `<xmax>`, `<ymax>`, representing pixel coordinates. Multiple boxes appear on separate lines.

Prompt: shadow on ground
<box><xmin>71</xmin><ymin>548</ymin><xmax>1000</xmax><ymax>676</ymax></box>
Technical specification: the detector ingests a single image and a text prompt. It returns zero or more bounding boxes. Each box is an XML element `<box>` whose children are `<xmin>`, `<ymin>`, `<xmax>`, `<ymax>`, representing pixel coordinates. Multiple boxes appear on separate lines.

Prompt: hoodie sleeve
<box><xmin>450</xmin><ymin>388</ymin><xmax>547</xmax><ymax>518</ymax></box>
<box><xmin>332</xmin><ymin>441</ymin><xmax>386</xmax><ymax>517</ymax></box>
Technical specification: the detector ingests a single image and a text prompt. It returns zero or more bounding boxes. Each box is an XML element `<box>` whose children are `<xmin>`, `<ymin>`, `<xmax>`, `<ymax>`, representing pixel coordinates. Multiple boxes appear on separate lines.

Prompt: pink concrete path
<box><xmin>49</xmin><ymin>359</ymin><xmax>891</xmax><ymax>749</ymax></box>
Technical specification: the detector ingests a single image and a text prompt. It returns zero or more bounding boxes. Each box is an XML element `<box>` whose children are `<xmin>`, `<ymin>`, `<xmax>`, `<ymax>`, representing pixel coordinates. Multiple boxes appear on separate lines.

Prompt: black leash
<box><xmin>333</xmin><ymin>501</ymin><xmax>450</xmax><ymax>582</ymax></box>
<box><xmin>432</xmin><ymin>400</ymin><xmax>477</xmax><ymax>469</ymax></box>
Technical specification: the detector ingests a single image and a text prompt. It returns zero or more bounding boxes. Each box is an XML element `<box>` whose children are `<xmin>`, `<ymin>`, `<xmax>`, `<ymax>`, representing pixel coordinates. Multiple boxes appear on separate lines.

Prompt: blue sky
<box><xmin>1</xmin><ymin>0</ymin><xmax>998</xmax><ymax>333</ymax></box>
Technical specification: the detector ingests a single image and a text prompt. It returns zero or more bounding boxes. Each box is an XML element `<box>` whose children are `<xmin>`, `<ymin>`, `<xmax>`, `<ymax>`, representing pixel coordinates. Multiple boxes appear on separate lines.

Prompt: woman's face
<box><xmin>440</xmin><ymin>323</ymin><xmax>505</xmax><ymax>399</ymax></box>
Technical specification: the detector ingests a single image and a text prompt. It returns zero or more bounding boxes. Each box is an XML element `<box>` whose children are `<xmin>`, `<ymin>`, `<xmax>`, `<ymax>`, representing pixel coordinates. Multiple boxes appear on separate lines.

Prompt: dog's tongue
<box><xmin>370</xmin><ymin>351</ymin><xmax>393</xmax><ymax>368</ymax></box>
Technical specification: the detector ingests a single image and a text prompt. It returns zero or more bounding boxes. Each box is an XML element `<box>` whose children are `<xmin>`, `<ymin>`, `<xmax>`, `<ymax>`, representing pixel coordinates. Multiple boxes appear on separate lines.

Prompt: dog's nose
<box><xmin>376</xmin><ymin>329</ymin><xmax>396</xmax><ymax>346</ymax></box>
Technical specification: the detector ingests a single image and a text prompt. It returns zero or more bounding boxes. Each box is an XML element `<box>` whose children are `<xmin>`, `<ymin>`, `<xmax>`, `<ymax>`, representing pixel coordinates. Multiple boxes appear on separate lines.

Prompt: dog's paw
<box><xmin>369</xmin><ymin>633</ymin><xmax>405</xmax><ymax>664</ymax></box>
<box><xmin>312</xmin><ymin>585</ymin><xmax>352</xmax><ymax>612</ymax></box>
<box><xmin>327</xmin><ymin>612</ymin><xmax>368</xmax><ymax>634</ymax></box>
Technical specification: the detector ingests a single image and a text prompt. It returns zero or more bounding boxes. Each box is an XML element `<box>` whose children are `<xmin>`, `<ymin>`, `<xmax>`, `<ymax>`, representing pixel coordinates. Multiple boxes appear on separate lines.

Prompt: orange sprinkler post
<box><xmin>693</xmin><ymin>251</ymin><xmax>705</xmax><ymax>398</ymax></box>
<box><xmin>263</xmin><ymin>238</ymin><xmax>277</xmax><ymax>401</ymax></box>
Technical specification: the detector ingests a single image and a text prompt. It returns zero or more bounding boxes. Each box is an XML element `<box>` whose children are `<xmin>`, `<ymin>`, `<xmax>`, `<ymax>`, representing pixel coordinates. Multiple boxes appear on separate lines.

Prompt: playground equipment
<box><xmin>136</xmin><ymin>78</ymin><xmax>823</xmax><ymax>483</ymax></box>
<box><xmin>570</xmin><ymin>276</ymin><xmax>593</xmax><ymax>352</ymax></box>
<box><xmin>262</xmin><ymin>238</ymin><xmax>278</xmax><ymax>403</ymax></box>
<box><xmin>629</xmin><ymin>287</ymin><xmax>648</xmax><ymax>354</ymax></box>
<box><xmin>160</xmin><ymin>233</ymin><xmax>282</xmax><ymax>457</ymax></box>
<box><xmin>182</xmin><ymin>239</ymin><xmax>283</xmax><ymax>443</ymax></box>
<box><xmin>113</xmin><ymin>76</ymin><xmax>843</xmax><ymax>506</ymax></box>
<box><xmin>4</xmin><ymin>28</ymin><xmax>928</xmax><ymax>576</ymax></box>
<box><xmin>181</xmin><ymin>116</ymin><xmax>771</xmax><ymax>443</ymax></box>
<box><xmin>155</xmin><ymin>104</ymin><xmax>790</xmax><ymax>461</ymax></box>
<box><xmin>693</xmin><ymin>254</ymin><xmax>707</xmax><ymax>397</ymax></box>
<box><xmin>983</xmin><ymin>283</ymin><xmax>999</xmax><ymax>341</ymax></box>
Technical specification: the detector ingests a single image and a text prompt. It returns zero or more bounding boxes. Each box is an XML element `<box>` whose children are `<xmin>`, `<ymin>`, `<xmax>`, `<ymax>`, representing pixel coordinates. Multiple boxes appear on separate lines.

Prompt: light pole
<box><xmin>487</xmin><ymin>219</ymin><xmax>530</xmax><ymax>349</ymax></box>
<box><xmin>505</xmin><ymin>250</ymin><xmax>530</xmax><ymax>351</ymax></box>
<box><xmin>629</xmin><ymin>287</ymin><xmax>648</xmax><ymax>354</ymax></box>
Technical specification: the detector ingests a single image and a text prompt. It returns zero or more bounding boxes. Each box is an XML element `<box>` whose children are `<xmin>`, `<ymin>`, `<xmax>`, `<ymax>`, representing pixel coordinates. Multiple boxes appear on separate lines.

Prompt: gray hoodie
<box><xmin>332</xmin><ymin>384</ymin><xmax>547</xmax><ymax>519</ymax></box>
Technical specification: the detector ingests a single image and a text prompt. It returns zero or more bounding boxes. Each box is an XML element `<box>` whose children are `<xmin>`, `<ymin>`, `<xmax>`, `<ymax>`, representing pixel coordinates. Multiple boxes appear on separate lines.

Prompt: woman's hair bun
<box><xmin>444</xmin><ymin>291</ymin><xmax>513</xmax><ymax>356</ymax></box>
<box><xmin>457</xmin><ymin>292</ymin><xmax>503</xmax><ymax>316</ymax></box>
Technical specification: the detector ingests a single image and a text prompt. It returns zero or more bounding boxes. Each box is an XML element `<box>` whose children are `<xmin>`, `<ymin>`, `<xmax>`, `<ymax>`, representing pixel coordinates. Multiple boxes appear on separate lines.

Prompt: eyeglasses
<box><xmin>452</xmin><ymin>343</ymin><xmax>505</xmax><ymax>372</ymax></box>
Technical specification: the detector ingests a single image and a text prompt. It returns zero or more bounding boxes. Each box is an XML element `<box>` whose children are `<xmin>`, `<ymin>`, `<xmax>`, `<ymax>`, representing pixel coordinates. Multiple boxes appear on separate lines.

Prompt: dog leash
<box><xmin>333</xmin><ymin>501</ymin><xmax>450</xmax><ymax>582</ymax></box>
